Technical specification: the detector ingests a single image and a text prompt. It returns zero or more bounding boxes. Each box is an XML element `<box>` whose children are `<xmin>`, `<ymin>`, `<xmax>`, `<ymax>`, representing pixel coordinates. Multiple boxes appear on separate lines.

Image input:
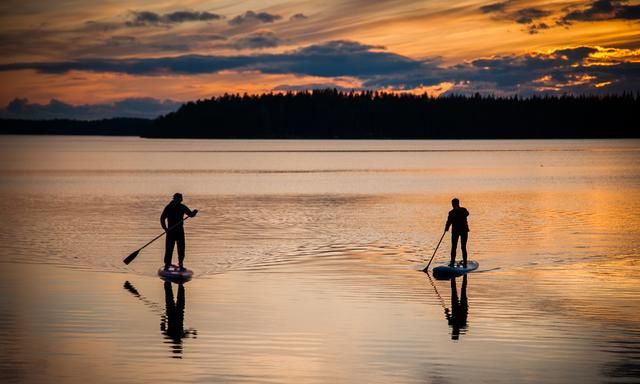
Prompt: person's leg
<box><xmin>164</xmin><ymin>233</ymin><xmax>175</xmax><ymax>269</ymax></box>
<box><xmin>460</xmin><ymin>232</ymin><xmax>468</xmax><ymax>267</ymax></box>
<box><xmin>177</xmin><ymin>228</ymin><xmax>186</xmax><ymax>269</ymax></box>
<box><xmin>450</xmin><ymin>232</ymin><xmax>459</xmax><ymax>266</ymax></box>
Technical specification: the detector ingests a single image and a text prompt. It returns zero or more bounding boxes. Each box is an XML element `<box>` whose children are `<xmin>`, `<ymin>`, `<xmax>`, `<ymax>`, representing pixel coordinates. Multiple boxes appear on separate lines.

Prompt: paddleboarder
<box><xmin>445</xmin><ymin>198</ymin><xmax>469</xmax><ymax>267</ymax></box>
<box><xmin>161</xmin><ymin>193</ymin><xmax>198</xmax><ymax>271</ymax></box>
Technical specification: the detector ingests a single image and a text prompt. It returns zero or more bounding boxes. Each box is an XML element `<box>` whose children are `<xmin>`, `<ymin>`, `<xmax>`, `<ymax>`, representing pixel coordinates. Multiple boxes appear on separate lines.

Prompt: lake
<box><xmin>0</xmin><ymin>136</ymin><xmax>639</xmax><ymax>383</ymax></box>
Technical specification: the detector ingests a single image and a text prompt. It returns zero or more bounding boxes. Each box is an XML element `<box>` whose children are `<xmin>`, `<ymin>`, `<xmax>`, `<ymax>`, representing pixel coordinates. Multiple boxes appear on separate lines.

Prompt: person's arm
<box><xmin>160</xmin><ymin>207</ymin><xmax>168</xmax><ymax>231</ymax></box>
<box><xmin>182</xmin><ymin>205</ymin><xmax>198</xmax><ymax>218</ymax></box>
<box><xmin>445</xmin><ymin>212</ymin><xmax>452</xmax><ymax>232</ymax></box>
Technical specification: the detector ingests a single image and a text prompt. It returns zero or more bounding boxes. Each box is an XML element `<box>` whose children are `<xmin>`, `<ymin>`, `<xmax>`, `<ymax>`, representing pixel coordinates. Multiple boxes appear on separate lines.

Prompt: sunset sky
<box><xmin>1</xmin><ymin>0</ymin><xmax>639</xmax><ymax>119</ymax></box>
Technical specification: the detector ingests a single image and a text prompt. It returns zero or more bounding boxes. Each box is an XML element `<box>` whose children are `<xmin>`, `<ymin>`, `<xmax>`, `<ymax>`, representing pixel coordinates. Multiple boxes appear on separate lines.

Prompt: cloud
<box><xmin>166</xmin><ymin>11</ymin><xmax>222</xmax><ymax>23</ymax></box>
<box><xmin>513</xmin><ymin>8</ymin><xmax>551</xmax><ymax>24</ymax></box>
<box><xmin>480</xmin><ymin>1</ymin><xmax>511</xmax><ymax>14</ymax></box>
<box><xmin>232</xmin><ymin>31</ymin><xmax>280</xmax><ymax>50</ymax></box>
<box><xmin>0</xmin><ymin>40</ymin><xmax>424</xmax><ymax>78</ymax></box>
<box><xmin>481</xmin><ymin>0</ymin><xmax>639</xmax><ymax>33</ymax></box>
<box><xmin>290</xmin><ymin>13</ymin><xmax>308</xmax><ymax>21</ymax></box>
<box><xmin>527</xmin><ymin>22</ymin><xmax>550</xmax><ymax>34</ymax></box>
<box><xmin>562</xmin><ymin>0</ymin><xmax>640</xmax><ymax>22</ymax></box>
<box><xmin>481</xmin><ymin>2</ymin><xmax>552</xmax><ymax>26</ymax></box>
<box><xmin>126</xmin><ymin>10</ymin><xmax>222</xmax><ymax>27</ymax></box>
<box><xmin>229</xmin><ymin>11</ymin><xmax>282</xmax><ymax>26</ymax></box>
<box><xmin>445</xmin><ymin>46</ymin><xmax>640</xmax><ymax>95</ymax></box>
<box><xmin>1</xmin><ymin>97</ymin><xmax>181</xmax><ymax>120</ymax></box>
<box><xmin>1</xmin><ymin>41</ymin><xmax>638</xmax><ymax>96</ymax></box>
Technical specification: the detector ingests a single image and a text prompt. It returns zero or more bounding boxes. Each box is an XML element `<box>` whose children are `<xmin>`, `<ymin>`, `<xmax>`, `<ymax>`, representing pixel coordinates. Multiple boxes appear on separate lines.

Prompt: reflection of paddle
<box><xmin>123</xmin><ymin>281</ymin><xmax>164</xmax><ymax>315</ymax></box>
<box><xmin>123</xmin><ymin>216</ymin><xmax>190</xmax><ymax>265</ymax></box>
<box><xmin>425</xmin><ymin>272</ymin><xmax>448</xmax><ymax>312</ymax></box>
<box><xmin>423</xmin><ymin>231</ymin><xmax>446</xmax><ymax>272</ymax></box>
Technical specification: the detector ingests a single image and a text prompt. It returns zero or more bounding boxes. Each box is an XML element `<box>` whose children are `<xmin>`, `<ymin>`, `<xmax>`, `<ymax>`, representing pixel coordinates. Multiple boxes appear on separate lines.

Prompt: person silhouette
<box><xmin>445</xmin><ymin>275</ymin><xmax>468</xmax><ymax>340</ymax></box>
<box><xmin>161</xmin><ymin>193</ymin><xmax>197</xmax><ymax>271</ymax></box>
<box><xmin>445</xmin><ymin>198</ymin><xmax>469</xmax><ymax>267</ymax></box>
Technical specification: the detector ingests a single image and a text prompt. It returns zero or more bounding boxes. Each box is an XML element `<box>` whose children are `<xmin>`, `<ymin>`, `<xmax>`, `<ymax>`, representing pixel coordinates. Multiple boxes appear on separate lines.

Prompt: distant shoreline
<box><xmin>2</xmin><ymin>91</ymin><xmax>638</xmax><ymax>139</ymax></box>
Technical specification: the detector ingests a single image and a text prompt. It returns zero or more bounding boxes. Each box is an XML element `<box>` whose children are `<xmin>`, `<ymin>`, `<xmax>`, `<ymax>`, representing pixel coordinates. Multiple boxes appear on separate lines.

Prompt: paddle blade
<box><xmin>123</xmin><ymin>250</ymin><xmax>140</xmax><ymax>265</ymax></box>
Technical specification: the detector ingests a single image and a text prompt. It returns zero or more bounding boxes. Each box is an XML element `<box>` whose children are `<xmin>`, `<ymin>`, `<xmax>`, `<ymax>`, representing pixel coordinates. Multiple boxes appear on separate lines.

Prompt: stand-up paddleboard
<box><xmin>432</xmin><ymin>260</ymin><xmax>478</xmax><ymax>279</ymax></box>
<box><xmin>158</xmin><ymin>264</ymin><xmax>193</xmax><ymax>282</ymax></box>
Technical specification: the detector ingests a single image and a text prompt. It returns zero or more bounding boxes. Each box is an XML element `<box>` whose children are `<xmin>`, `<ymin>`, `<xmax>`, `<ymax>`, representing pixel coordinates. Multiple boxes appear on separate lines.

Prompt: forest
<box><xmin>2</xmin><ymin>90</ymin><xmax>638</xmax><ymax>138</ymax></box>
<box><xmin>150</xmin><ymin>90</ymin><xmax>638</xmax><ymax>139</ymax></box>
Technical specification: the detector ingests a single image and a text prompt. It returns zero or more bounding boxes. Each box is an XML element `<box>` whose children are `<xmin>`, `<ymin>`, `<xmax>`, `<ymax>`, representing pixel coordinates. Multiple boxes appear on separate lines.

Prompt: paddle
<box><xmin>123</xmin><ymin>216</ymin><xmax>190</xmax><ymax>265</ymax></box>
<box><xmin>423</xmin><ymin>230</ymin><xmax>446</xmax><ymax>272</ymax></box>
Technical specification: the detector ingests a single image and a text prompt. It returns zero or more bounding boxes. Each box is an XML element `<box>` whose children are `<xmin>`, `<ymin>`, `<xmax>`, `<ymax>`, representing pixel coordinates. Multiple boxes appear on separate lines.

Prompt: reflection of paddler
<box><xmin>123</xmin><ymin>280</ymin><xmax>197</xmax><ymax>358</ymax></box>
<box><xmin>162</xmin><ymin>281</ymin><xmax>194</xmax><ymax>358</ymax></box>
<box><xmin>445</xmin><ymin>275</ymin><xmax>468</xmax><ymax>340</ymax></box>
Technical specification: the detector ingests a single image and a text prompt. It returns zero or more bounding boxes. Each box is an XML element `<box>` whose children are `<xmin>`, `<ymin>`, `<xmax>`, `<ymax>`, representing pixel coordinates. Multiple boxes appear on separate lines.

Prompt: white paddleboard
<box><xmin>432</xmin><ymin>260</ymin><xmax>478</xmax><ymax>278</ymax></box>
<box><xmin>158</xmin><ymin>264</ymin><xmax>193</xmax><ymax>282</ymax></box>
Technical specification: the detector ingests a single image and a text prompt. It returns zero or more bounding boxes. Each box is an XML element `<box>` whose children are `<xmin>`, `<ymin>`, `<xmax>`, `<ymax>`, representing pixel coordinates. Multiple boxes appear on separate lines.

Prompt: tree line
<box><xmin>0</xmin><ymin>118</ymin><xmax>151</xmax><ymax>136</ymax></box>
<box><xmin>150</xmin><ymin>90</ymin><xmax>638</xmax><ymax>139</ymax></box>
<box><xmin>1</xmin><ymin>90</ymin><xmax>637</xmax><ymax>138</ymax></box>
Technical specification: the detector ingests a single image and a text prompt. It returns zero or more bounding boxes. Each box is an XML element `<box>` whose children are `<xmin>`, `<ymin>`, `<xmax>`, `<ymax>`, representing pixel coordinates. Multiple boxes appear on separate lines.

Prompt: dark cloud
<box><xmin>527</xmin><ymin>22</ymin><xmax>550</xmax><ymax>34</ymax></box>
<box><xmin>290</xmin><ymin>13</ymin><xmax>308</xmax><ymax>21</ymax></box>
<box><xmin>480</xmin><ymin>1</ymin><xmax>510</xmax><ymax>14</ymax></box>
<box><xmin>166</xmin><ymin>11</ymin><xmax>221</xmax><ymax>23</ymax></box>
<box><xmin>617</xmin><ymin>3</ymin><xmax>640</xmax><ymax>19</ymax></box>
<box><xmin>0</xmin><ymin>40</ymin><xmax>423</xmax><ymax>78</ymax></box>
<box><xmin>126</xmin><ymin>10</ymin><xmax>222</xmax><ymax>27</ymax></box>
<box><xmin>1</xmin><ymin>41</ymin><xmax>637</xmax><ymax>96</ymax></box>
<box><xmin>482</xmin><ymin>0</ymin><xmax>640</xmax><ymax>30</ymax></box>
<box><xmin>276</xmin><ymin>41</ymin><xmax>425</xmax><ymax>78</ymax></box>
<box><xmin>562</xmin><ymin>0</ymin><xmax>640</xmax><ymax>22</ymax></box>
<box><xmin>447</xmin><ymin>46</ymin><xmax>640</xmax><ymax>95</ymax></box>
<box><xmin>127</xmin><ymin>11</ymin><xmax>161</xmax><ymax>26</ymax></box>
<box><xmin>554</xmin><ymin>46</ymin><xmax>599</xmax><ymax>61</ymax></box>
<box><xmin>514</xmin><ymin>8</ymin><xmax>551</xmax><ymax>24</ymax></box>
<box><xmin>480</xmin><ymin>2</ymin><xmax>553</xmax><ymax>32</ymax></box>
<box><xmin>1</xmin><ymin>97</ymin><xmax>181</xmax><ymax>120</ymax></box>
<box><xmin>232</xmin><ymin>31</ymin><xmax>280</xmax><ymax>50</ymax></box>
<box><xmin>482</xmin><ymin>3</ymin><xmax>551</xmax><ymax>23</ymax></box>
<box><xmin>229</xmin><ymin>11</ymin><xmax>282</xmax><ymax>26</ymax></box>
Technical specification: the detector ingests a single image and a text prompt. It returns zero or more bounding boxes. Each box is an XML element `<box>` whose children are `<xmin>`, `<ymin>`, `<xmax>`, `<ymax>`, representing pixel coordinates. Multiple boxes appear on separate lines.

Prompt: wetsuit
<box><xmin>161</xmin><ymin>201</ymin><xmax>195</xmax><ymax>268</ymax></box>
<box><xmin>445</xmin><ymin>206</ymin><xmax>469</xmax><ymax>265</ymax></box>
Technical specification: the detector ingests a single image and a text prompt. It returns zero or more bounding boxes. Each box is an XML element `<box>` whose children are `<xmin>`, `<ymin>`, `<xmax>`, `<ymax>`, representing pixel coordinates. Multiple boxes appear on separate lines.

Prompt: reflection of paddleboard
<box><xmin>432</xmin><ymin>260</ymin><xmax>479</xmax><ymax>279</ymax></box>
<box><xmin>158</xmin><ymin>264</ymin><xmax>193</xmax><ymax>282</ymax></box>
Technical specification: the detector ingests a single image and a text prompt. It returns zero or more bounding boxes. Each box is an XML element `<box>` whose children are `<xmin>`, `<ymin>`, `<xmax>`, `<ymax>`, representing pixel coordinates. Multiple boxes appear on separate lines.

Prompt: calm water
<box><xmin>0</xmin><ymin>136</ymin><xmax>639</xmax><ymax>383</ymax></box>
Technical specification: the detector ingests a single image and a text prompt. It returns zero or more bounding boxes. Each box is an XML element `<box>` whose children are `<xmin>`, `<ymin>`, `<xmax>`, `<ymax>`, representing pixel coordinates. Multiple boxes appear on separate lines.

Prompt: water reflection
<box><xmin>162</xmin><ymin>281</ymin><xmax>197</xmax><ymax>358</ymax></box>
<box><xmin>123</xmin><ymin>281</ymin><xmax>197</xmax><ymax>359</ymax></box>
<box><xmin>427</xmin><ymin>274</ymin><xmax>469</xmax><ymax>340</ymax></box>
<box><xmin>446</xmin><ymin>275</ymin><xmax>468</xmax><ymax>340</ymax></box>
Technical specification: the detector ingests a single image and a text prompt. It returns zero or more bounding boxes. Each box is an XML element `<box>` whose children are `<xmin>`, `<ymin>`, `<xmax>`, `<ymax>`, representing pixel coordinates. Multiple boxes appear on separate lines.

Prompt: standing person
<box><xmin>161</xmin><ymin>193</ymin><xmax>198</xmax><ymax>271</ymax></box>
<box><xmin>445</xmin><ymin>198</ymin><xmax>469</xmax><ymax>267</ymax></box>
